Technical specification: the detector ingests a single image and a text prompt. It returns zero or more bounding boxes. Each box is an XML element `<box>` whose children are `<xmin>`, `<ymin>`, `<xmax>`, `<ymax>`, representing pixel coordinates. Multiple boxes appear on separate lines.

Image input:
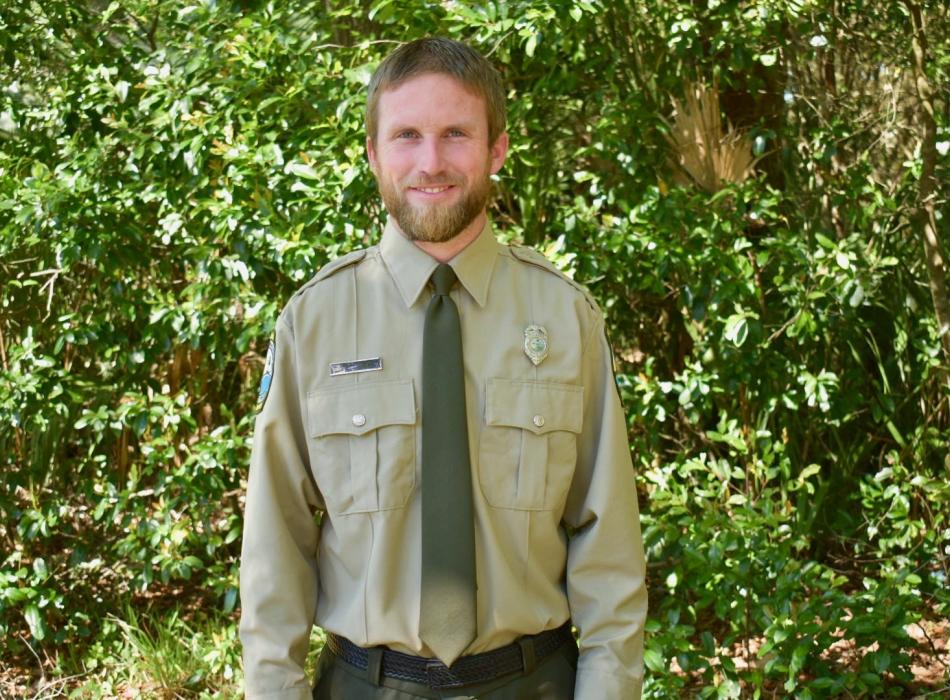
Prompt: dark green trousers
<box><xmin>312</xmin><ymin>639</ymin><xmax>578</xmax><ymax>700</ymax></box>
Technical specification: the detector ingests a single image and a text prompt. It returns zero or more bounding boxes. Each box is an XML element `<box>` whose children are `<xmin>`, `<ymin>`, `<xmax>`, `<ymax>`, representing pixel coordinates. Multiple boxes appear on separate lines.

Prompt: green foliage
<box><xmin>70</xmin><ymin>607</ymin><xmax>243</xmax><ymax>698</ymax></box>
<box><xmin>1</xmin><ymin>0</ymin><xmax>948</xmax><ymax>696</ymax></box>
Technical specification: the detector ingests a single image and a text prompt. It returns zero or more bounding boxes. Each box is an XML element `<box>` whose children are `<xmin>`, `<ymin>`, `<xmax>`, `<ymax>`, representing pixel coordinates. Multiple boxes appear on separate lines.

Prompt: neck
<box><xmin>406</xmin><ymin>212</ymin><xmax>487</xmax><ymax>263</ymax></box>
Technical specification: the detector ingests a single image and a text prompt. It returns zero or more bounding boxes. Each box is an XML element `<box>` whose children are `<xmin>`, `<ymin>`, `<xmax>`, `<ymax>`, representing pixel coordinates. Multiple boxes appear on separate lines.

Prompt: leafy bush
<box><xmin>1</xmin><ymin>0</ymin><xmax>947</xmax><ymax>695</ymax></box>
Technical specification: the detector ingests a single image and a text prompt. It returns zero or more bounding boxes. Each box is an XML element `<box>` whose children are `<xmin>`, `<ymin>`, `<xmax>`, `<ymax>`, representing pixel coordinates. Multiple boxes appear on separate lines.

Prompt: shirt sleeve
<box><xmin>564</xmin><ymin>317</ymin><xmax>648</xmax><ymax>700</ymax></box>
<box><xmin>240</xmin><ymin>314</ymin><xmax>323</xmax><ymax>700</ymax></box>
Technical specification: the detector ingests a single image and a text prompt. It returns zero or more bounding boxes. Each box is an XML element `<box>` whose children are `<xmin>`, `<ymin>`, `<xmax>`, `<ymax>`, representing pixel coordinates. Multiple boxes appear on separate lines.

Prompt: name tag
<box><xmin>329</xmin><ymin>357</ymin><xmax>383</xmax><ymax>376</ymax></box>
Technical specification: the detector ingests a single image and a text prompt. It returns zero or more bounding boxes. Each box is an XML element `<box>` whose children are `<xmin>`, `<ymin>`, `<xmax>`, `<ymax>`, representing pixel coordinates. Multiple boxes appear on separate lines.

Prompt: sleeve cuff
<box><xmin>244</xmin><ymin>687</ymin><xmax>312</xmax><ymax>700</ymax></box>
<box><xmin>574</xmin><ymin>667</ymin><xmax>643</xmax><ymax>700</ymax></box>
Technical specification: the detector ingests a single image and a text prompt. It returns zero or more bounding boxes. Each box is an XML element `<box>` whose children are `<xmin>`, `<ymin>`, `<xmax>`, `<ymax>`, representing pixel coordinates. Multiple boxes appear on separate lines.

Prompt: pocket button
<box><xmin>352</xmin><ymin>413</ymin><xmax>366</xmax><ymax>427</ymax></box>
<box><xmin>533</xmin><ymin>415</ymin><xmax>545</xmax><ymax>428</ymax></box>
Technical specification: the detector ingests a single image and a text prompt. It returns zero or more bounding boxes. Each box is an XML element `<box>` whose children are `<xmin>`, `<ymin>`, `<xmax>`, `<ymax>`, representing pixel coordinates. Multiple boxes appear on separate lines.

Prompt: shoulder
<box><xmin>278</xmin><ymin>247</ymin><xmax>376</xmax><ymax>327</ymax></box>
<box><xmin>505</xmin><ymin>243</ymin><xmax>601</xmax><ymax>315</ymax></box>
<box><xmin>289</xmin><ymin>247</ymin><xmax>374</xmax><ymax>302</ymax></box>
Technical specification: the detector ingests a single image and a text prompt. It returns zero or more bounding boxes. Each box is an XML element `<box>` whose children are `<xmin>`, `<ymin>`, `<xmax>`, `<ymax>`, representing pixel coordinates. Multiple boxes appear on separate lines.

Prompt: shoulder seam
<box><xmin>289</xmin><ymin>248</ymin><xmax>370</xmax><ymax>302</ymax></box>
<box><xmin>507</xmin><ymin>244</ymin><xmax>600</xmax><ymax>314</ymax></box>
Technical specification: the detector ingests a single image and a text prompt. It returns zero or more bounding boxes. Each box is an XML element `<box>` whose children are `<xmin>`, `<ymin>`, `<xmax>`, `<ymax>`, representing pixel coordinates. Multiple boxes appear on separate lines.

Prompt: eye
<box><xmin>446</xmin><ymin>129</ymin><xmax>466</xmax><ymax>138</ymax></box>
<box><xmin>396</xmin><ymin>130</ymin><xmax>419</xmax><ymax>139</ymax></box>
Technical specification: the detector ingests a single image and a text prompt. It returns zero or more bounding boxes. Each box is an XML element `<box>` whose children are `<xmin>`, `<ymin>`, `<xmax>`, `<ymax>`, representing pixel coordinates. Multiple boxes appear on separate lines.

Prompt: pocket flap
<box><xmin>308</xmin><ymin>379</ymin><xmax>416</xmax><ymax>437</ymax></box>
<box><xmin>485</xmin><ymin>378</ymin><xmax>583</xmax><ymax>435</ymax></box>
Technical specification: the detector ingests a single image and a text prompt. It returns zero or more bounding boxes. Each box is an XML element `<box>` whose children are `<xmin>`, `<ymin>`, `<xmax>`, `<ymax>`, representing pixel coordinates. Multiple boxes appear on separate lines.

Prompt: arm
<box><xmin>240</xmin><ymin>314</ymin><xmax>323</xmax><ymax>700</ymax></box>
<box><xmin>564</xmin><ymin>318</ymin><xmax>648</xmax><ymax>699</ymax></box>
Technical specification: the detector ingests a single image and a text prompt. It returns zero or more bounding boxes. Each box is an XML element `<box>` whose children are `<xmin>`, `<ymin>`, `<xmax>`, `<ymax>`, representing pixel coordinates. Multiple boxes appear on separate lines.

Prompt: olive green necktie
<box><xmin>419</xmin><ymin>263</ymin><xmax>477</xmax><ymax>663</ymax></box>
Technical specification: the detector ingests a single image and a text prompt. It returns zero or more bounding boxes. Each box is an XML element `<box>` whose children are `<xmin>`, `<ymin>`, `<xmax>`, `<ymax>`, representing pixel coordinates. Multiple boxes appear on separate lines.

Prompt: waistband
<box><xmin>325</xmin><ymin>622</ymin><xmax>575</xmax><ymax>690</ymax></box>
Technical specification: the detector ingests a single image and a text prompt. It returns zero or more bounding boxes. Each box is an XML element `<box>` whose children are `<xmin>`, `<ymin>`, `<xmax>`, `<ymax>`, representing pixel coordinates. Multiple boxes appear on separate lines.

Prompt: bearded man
<box><xmin>239</xmin><ymin>37</ymin><xmax>647</xmax><ymax>700</ymax></box>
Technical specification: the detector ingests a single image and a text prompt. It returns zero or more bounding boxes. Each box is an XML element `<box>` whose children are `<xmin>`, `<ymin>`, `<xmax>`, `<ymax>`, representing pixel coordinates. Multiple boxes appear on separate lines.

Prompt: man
<box><xmin>240</xmin><ymin>37</ymin><xmax>647</xmax><ymax>699</ymax></box>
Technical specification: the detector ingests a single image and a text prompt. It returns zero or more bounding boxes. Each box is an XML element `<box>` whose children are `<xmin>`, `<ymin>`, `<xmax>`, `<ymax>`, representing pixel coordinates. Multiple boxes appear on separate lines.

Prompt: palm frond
<box><xmin>664</xmin><ymin>81</ymin><xmax>755</xmax><ymax>192</ymax></box>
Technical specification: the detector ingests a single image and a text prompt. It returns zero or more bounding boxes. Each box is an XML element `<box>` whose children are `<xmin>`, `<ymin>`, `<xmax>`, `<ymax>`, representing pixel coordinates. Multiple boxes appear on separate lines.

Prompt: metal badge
<box><xmin>523</xmin><ymin>325</ymin><xmax>549</xmax><ymax>366</ymax></box>
<box><xmin>329</xmin><ymin>357</ymin><xmax>383</xmax><ymax>376</ymax></box>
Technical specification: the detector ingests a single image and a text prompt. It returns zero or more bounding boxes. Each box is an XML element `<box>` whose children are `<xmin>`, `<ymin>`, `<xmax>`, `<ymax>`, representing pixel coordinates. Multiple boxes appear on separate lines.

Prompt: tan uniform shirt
<box><xmin>240</xmin><ymin>220</ymin><xmax>647</xmax><ymax>699</ymax></box>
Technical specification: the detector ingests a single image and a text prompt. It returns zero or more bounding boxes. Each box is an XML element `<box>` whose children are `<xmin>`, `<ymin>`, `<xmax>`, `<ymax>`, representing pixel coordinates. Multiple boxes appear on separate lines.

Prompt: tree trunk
<box><xmin>905</xmin><ymin>1</ymin><xmax>950</xmax><ymax>376</ymax></box>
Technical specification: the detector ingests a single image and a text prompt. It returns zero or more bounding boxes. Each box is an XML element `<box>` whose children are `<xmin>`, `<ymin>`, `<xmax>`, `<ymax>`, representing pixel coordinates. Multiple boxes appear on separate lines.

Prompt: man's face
<box><xmin>367</xmin><ymin>72</ymin><xmax>508</xmax><ymax>243</ymax></box>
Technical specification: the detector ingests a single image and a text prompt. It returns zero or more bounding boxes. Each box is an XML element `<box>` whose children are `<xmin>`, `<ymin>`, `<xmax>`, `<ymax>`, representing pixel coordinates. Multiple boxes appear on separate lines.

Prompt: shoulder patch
<box><xmin>257</xmin><ymin>339</ymin><xmax>275</xmax><ymax>411</ymax></box>
<box><xmin>508</xmin><ymin>244</ymin><xmax>601</xmax><ymax>313</ymax></box>
<box><xmin>290</xmin><ymin>248</ymin><xmax>369</xmax><ymax>301</ymax></box>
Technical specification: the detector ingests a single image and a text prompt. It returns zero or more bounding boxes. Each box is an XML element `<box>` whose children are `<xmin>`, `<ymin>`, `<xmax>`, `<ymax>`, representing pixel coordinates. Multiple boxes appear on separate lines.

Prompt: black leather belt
<box><xmin>326</xmin><ymin>622</ymin><xmax>574</xmax><ymax>689</ymax></box>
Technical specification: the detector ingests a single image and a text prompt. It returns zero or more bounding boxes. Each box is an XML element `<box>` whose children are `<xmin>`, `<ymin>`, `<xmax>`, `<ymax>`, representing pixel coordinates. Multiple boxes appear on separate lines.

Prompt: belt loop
<box><xmin>365</xmin><ymin>647</ymin><xmax>383</xmax><ymax>686</ymax></box>
<box><xmin>518</xmin><ymin>636</ymin><xmax>537</xmax><ymax>675</ymax></box>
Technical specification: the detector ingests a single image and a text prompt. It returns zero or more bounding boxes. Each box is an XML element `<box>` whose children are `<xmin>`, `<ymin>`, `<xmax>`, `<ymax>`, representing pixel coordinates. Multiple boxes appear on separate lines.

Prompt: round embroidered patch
<box><xmin>257</xmin><ymin>339</ymin><xmax>275</xmax><ymax>410</ymax></box>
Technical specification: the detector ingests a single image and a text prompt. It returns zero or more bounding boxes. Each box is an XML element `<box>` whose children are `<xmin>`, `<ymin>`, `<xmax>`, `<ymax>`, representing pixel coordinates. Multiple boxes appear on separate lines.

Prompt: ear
<box><xmin>489</xmin><ymin>131</ymin><xmax>509</xmax><ymax>175</ymax></box>
<box><xmin>366</xmin><ymin>135</ymin><xmax>379</xmax><ymax>176</ymax></box>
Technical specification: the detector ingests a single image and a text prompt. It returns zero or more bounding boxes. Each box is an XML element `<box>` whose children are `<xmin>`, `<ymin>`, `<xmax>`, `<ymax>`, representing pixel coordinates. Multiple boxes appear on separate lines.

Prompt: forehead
<box><xmin>375</xmin><ymin>72</ymin><xmax>488</xmax><ymax>132</ymax></box>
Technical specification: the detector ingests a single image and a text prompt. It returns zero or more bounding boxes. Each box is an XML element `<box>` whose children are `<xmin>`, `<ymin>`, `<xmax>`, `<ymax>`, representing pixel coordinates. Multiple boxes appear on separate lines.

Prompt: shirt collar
<box><xmin>379</xmin><ymin>218</ymin><xmax>499</xmax><ymax>308</ymax></box>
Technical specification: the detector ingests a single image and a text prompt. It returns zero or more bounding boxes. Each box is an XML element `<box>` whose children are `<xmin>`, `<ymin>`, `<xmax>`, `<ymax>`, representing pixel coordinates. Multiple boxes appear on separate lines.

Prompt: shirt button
<box><xmin>533</xmin><ymin>415</ymin><xmax>545</xmax><ymax>428</ymax></box>
<box><xmin>352</xmin><ymin>414</ymin><xmax>366</xmax><ymax>427</ymax></box>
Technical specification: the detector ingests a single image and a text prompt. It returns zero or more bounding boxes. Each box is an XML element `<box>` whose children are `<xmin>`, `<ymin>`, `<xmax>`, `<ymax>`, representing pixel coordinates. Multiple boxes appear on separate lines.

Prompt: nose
<box><xmin>417</xmin><ymin>136</ymin><xmax>446</xmax><ymax>176</ymax></box>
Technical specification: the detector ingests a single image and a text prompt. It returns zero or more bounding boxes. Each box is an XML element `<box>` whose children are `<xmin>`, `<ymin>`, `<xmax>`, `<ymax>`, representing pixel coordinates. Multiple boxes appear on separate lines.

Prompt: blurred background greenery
<box><xmin>1</xmin><ymin>0</ymin><xmax>948</xmax><ymax>697</ymax></box>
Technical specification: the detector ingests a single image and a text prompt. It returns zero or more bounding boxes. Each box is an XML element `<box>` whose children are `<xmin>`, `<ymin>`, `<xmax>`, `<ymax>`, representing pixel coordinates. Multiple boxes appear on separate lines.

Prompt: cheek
<box><xmin>379</xmin><ymin>152</ymin><xmax>415</xmax><ymax>180</ymax></box>
<box><xmin>449</xmin><ymin>150</ymin><xmax>491</xmax><ymax>178</ymax></box>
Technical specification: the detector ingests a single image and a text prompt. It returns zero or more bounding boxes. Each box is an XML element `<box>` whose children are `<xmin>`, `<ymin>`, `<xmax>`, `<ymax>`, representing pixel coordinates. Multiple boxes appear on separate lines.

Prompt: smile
<box><xmin>410</xmin><ymin>185</ymin><xmax>455</xmax><ymax>194</ymax></box>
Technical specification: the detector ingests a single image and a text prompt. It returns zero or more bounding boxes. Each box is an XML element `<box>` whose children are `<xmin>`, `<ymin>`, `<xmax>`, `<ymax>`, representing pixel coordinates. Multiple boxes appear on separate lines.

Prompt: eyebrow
<box><xmin>385</xmin><ymin>121</ymin><xmax>479</xmax><ymax>136</ymax></box>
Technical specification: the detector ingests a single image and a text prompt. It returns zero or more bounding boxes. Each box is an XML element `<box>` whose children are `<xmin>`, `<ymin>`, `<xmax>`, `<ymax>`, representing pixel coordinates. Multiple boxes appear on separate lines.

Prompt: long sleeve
<box><xmin>240</xmin><ymin>314</ymin><xmax>323</xmax><ymax>700</ymax></box>
<box><xmin>564</xmin><ymin>318</ymin><xmax>648</xmax><ymax>699</ymax></box>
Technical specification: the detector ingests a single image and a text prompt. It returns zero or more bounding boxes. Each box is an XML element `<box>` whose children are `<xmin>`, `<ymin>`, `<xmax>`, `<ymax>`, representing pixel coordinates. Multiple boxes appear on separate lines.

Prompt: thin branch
<box><xmin>0</xmin><ymin>320</ymin><xmax>7</xmax><ymax>371</ymax></box>
<box><xmin>484</xmin><ymin>31</ymin><xmax>514</xmax><ymax>58</ymax></box>
<box><xmin>34</xmin><ymin>270</ymin><xmax>61</xmax><ymax>320</ymax></box>
<box><xmin>310</xmin><ymin>39</ymin><xmax>402</xmax><ymax>52</ymax></box>
<box><xmin>18</xmin><ymin>632</ymin><xmax>45</xmax><ymax>685</ymax></box>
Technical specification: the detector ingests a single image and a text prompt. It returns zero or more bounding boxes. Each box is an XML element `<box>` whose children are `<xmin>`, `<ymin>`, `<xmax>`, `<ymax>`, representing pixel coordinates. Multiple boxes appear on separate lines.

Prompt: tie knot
<box><xmin>430</xmin><ymin>263</ymin><xmax>457</xmax><ymax>296</ymax></box>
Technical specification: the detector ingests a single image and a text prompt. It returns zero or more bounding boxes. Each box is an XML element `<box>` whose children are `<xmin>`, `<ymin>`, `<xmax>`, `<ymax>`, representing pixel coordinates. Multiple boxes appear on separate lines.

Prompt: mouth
<box><xmin>407</xmin><ymin>183</ymin><xmax>458</xmax><ymax>197</ymax></box>
<box><xmin>412</xmin><ymin>185</ymin><xmax>453</xmax><ymax>193</ymax></box>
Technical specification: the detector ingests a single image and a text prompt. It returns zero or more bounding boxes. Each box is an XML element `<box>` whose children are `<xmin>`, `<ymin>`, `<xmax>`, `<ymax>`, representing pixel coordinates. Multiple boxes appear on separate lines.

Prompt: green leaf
<box><xmin>724</xmin><ymin>314</ymin><xmax>749</xmax><ymax>347</ymax></box>
<box><xmin>789</xmin><ymin>642</ymin><xmax>809</xmax><ymax>674</ymax></box>
<box><xmin>367</xmin><ymin>0</ymin><xmax>395</xmax><ymax>21</ymax></box>
<box><xmin>872</xmin><ymin>650</ymin><xmax>891</xmax><ymax>673</ymax></box>
<box><xmin>32</xmin><ymin>558</ymin><xmax>48</xmax><ymax>579</ymax></box>
<box><xmin>815</xmin><ymin>233</ymin><xmax>836</xmax><ymax>249</ymax></box>
<box><xmin>525</xmin><ymin>34</ymin><xmax>537</xmax><ymax>57</ymax></box>
<box><xmin>798</xmin><ymin>464</ymin><xmax>821</xmax><ymax>482</ymax></box>
<box><xmin>285</xmin><ymin>162</ymin><xmax>320</xmax><ymax>180</ymax></box>
<box><xmin>643</xmin><ymin>647</ymin><xmax>665</xmax><ymax>672</ymax></box>
<box><xmin>24</xmin><ymin>604</ymin><xmax>46</xmax><ymax>640</ymax></box>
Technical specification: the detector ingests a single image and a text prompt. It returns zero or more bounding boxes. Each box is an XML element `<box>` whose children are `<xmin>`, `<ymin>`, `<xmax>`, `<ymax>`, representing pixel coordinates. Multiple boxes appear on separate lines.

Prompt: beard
<box><xmin>378</xmin><ymin>170</ymin><xmax>492</xmax><ymax>244</ymax></box>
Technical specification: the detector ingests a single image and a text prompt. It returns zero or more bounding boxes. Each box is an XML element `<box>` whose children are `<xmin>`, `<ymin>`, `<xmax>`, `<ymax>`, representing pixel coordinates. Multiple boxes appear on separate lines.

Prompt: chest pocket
<box><xmin>478</xmin><ymin>378</ymin><xmax>583</xmax><ymax>512</ymax></box>
<box><xmin>307</xmin><ymin>379</ymin><xmax>416</xmax><ymax>514</ymax></box>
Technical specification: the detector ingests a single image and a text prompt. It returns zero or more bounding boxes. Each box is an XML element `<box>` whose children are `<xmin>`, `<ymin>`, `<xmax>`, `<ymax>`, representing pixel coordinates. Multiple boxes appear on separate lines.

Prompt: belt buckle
<box><xmin>425</xmin><ymin>658</ymin><xmax>461</xmax><ymax>689</ymax></box>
